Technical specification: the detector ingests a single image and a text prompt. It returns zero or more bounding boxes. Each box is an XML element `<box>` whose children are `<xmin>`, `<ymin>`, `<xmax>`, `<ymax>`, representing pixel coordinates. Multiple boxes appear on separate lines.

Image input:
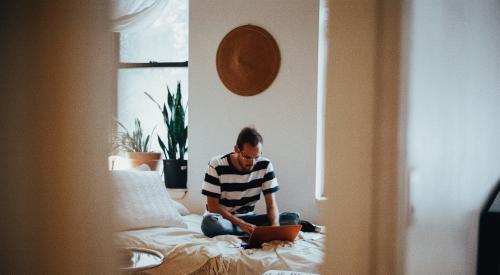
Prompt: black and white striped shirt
<box><xmin>201</xmin><ymin>153</ymin><xmax>279</xmax><ymax>214</ymax></box>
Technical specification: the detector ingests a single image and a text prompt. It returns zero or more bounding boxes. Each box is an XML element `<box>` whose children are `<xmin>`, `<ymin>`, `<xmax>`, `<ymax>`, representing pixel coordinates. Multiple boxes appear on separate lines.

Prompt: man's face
<box><xmin>235</xmin><ymin>143</ymin><xmax>262</xmax><ymax>172</ymax></box>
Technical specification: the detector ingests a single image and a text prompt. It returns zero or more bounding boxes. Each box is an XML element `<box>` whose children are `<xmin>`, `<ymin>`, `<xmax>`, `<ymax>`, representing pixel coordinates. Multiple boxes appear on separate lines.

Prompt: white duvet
<box><xmin>114</xmin><ymin>214</ymin><xmax>324</xmax><ymax>275</ymax></box>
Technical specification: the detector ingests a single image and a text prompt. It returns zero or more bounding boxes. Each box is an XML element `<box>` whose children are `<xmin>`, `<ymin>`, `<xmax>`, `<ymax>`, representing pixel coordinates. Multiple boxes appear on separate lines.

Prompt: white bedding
<box><xmin>114</xmin><ymin>214</ymin><xmax>324</xmax><ymax>275</ymax></box>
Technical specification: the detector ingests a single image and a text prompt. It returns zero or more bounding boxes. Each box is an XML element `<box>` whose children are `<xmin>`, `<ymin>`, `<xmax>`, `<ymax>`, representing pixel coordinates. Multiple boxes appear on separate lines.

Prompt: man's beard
<box><xmin>238</xmin><ymin>158</ymin><xmax>253</xmax><ymax>172</ymax></box>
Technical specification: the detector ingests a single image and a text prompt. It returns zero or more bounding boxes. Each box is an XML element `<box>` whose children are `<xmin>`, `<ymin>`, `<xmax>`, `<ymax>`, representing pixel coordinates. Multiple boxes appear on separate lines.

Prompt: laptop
<box><xmin>242</xmin><ymin>224</ymin><xmax>302</xmax><ymax>249</ymax></box>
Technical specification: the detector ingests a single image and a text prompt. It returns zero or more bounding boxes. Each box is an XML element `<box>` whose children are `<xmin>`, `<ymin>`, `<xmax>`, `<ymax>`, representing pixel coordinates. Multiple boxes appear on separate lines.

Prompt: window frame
<box><xmin>114</xmin><ymin>34</ymin><xmax>188</xmax><ymax>69</ymax></box>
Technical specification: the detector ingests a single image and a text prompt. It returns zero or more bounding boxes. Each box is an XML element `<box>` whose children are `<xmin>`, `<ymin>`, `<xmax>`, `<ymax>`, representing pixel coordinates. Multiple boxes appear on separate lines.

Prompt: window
<box><xmin>115</xmin><ymin>0</ymin><xmax>188</xmax><ymax>155</ymax></box>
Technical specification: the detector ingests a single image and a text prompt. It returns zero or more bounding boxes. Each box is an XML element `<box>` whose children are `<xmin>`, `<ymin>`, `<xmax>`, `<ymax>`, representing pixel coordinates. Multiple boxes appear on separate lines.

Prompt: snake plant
<box><xmin>145</xmin><ymin>81</ymin><xmax>188</xmax><ymax>160</ymax></box>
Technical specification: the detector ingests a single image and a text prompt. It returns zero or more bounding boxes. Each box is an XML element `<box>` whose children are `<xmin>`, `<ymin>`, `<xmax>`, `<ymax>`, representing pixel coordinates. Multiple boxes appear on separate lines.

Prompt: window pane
<box><xmin>120</xmin><ymin>0</ymin><xmax>188</xmax><ymax>63</ymax></box>
<box><xmin>117</xmin><ymin>68</ymin><xmax>188</xmax><ymax>156</ymax></box>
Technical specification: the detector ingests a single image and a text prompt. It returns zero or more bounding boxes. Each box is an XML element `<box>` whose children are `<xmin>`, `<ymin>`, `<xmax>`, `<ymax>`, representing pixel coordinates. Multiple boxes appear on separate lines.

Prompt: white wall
<box><xmin>405</xmin><ymin>0</ymin><xmax>500</xmax><ymax>274</ymax></box>
<box><xmin>187</xmin><ymin>0</ymin><xmax>321</xmax><ymax>223</ymax></box>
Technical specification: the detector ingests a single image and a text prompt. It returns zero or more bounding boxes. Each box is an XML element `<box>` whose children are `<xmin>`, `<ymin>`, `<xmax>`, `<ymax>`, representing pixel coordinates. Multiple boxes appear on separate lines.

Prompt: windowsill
<box><xmin>167</xmin><ymin>188</ymin><xmax>188</xmax><ymax>200</ymax></box>
<box><xmin>315</xmin><ymin>196</ymin><xmax>328</xmax><ymax>203</ymax></box>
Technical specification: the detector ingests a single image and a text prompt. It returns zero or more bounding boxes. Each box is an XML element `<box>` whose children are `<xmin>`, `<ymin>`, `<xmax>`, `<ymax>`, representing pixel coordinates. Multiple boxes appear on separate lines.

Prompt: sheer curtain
<box><xmin>111</xmin><ymin>0</ymin><xmax>170</xmax><ymax>33</ymax></box>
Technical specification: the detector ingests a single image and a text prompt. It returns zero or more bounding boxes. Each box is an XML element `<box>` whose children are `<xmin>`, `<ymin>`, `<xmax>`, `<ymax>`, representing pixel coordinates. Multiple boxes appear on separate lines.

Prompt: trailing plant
<box><xmin>145</xmin><ymin>81</ymin><xmax>188</xmax><ymax>160</ymax></box>
<box><xmin>112</xmin><ymin>118</ymin><xmax>155</xmax><ymax>152</ymax></box>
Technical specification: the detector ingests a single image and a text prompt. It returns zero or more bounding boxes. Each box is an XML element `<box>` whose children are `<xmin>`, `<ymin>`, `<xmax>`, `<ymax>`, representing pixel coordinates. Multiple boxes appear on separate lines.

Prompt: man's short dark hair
<box><xmin>236</xmin><ymin>127</ymin><xmax>263</xmax><ymax>150</ymax></box>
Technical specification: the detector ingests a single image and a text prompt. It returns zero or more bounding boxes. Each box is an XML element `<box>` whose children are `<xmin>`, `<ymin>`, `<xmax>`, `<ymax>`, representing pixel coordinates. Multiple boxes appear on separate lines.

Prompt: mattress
<box><xmin>114</xmin><ymin>214</ymin><xmax>325</xmax><ymax>275</ymax></box>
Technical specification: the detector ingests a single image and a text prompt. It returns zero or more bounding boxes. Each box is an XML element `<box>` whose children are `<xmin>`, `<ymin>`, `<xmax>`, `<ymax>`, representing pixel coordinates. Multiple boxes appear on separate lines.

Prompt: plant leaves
<box><xmin>158</xmin><ymin>136</ymin><xmax>167</xmax><ymax>157</ymax></box>
<box><xmin>144</xmin><ymin>91</ymin><xmax>162</xmax><ymax>111</ymax></box>
<box><xmin>167</xmin><ymin>132</ymin><xmax>176</xmax><ymax>159</ymax></box>
<box><xmin>111</xmin><ymin>118</ymin><xmax>152</xmax><ymax>153</ymax></box>
<box><xmin>146</xmin><ymin>82</ymin><xmax>188</xmax><ymax>160</ymax></box>
<box><xmin>167</xmin><ymin>86</ymin><xmax>174</xmax><ymax>113</ymax></box>
<box><xmin>143</xmin><ymin>135</ymin><xmax>150</xmax><ymax>152</ymax></box>
<box><xmin>162</xmin><ymin>104</ymin><xmax>169</xmax><ymax>128</ymax></box>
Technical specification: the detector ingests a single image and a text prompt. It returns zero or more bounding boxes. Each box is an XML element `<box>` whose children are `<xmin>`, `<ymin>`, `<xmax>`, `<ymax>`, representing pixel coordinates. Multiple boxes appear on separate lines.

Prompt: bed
<box><xmin>112</xmin><ymin>169</ymin><xmax>324</xmax><ymax>275</ymax></box>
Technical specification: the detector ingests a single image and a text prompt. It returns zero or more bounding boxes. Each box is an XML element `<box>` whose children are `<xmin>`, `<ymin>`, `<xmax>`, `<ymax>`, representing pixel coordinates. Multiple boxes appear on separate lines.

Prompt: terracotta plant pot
<box><xmin>126</xmin><ymin>152</ymin><xmax>162</xmax><ymax>171</ymax></box>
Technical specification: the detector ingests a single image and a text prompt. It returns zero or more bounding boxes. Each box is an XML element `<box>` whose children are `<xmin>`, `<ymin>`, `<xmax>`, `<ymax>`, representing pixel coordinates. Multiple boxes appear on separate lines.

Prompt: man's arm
<box><xmin>264</xmin><ymin>193</ymin><xmax>280</xmax><ymax>226</ymax></box>
<box><xmin>206</xmin><ymin>196</ymin><xmax>256</xmax><ymax>234</ymax></box>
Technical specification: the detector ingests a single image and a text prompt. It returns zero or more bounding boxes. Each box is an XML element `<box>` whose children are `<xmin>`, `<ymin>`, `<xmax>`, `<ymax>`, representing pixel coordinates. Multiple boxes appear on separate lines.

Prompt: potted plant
<box><xmin>112</xmin><ymin>118</ymin><xmax>162</xmax><ymax>171</ymax></box>
<box><xmin>145</xmin><ymin>81</ymin><xmax>188</xmax><ymax>189</ymax></box>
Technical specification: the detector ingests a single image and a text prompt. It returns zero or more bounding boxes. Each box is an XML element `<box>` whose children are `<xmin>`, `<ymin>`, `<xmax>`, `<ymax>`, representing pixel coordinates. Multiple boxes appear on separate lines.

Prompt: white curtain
<box><xmin>111</xmin><ymin>0</ymin><xmax>170</xmax><ymax>33</ymax></box>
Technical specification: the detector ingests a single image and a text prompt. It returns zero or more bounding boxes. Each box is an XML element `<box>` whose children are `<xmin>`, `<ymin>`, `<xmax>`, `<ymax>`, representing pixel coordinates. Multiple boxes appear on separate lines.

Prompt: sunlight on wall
<box><xmin>315</xmin><ymin>0</ymin><xmax>328</xmax><ymax>200</ymax></box>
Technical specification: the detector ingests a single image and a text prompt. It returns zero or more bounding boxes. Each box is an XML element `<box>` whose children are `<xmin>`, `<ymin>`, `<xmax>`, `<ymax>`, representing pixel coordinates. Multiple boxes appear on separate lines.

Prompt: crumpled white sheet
<box><xmin>114</xmin><ymin>214</ymin><xmax>324</xmax><ymax>275</ymax></box>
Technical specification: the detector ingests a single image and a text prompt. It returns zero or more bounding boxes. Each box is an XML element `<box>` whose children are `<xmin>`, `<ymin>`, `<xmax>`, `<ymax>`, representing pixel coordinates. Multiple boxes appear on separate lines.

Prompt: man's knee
<box><xmin>201</xmin><ymin>213</ymin><xmax>220</xmax><ymax>237</ymax></box>
<box><xmin>201</xmin><ymin>213</ymin><xmax>231</xmax><ymax>237</ymax></box>
<box><xmin>279</xmin><ymin>211</ymin><xmax>300</xmax><ymax>225</ymax></box>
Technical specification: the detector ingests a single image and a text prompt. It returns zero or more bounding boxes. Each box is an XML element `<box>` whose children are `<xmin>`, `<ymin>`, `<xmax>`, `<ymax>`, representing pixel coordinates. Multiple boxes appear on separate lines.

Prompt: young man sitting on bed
<box><xmin>200</xmin><ymin>126</ymin><xmax>302</xmax><ymax>237</ymax></box>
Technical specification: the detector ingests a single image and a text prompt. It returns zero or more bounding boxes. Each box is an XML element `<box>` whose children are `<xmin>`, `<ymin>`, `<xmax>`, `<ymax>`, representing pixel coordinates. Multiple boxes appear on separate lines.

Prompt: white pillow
<box><xmin>171</xmin><ymin>200</ymin><xmax>190</xmax><ymax>215</ymax></box>
<box><xmin>111</xmin><ymin>170</ymin><xmax>187</xmax><ymax>231</ymax></box>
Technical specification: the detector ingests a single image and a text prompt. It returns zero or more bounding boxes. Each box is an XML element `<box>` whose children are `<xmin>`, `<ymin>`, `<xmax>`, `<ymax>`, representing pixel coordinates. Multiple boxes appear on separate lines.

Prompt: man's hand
<box><xmin>207</xmin><ymin>197</ymin><xmax>256</xmax><ymax>234</ymax></box>
<box><xmin>239</xmin><ymin>222</ymin><xmax>256</xmax><ymax>235</ymax></box>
